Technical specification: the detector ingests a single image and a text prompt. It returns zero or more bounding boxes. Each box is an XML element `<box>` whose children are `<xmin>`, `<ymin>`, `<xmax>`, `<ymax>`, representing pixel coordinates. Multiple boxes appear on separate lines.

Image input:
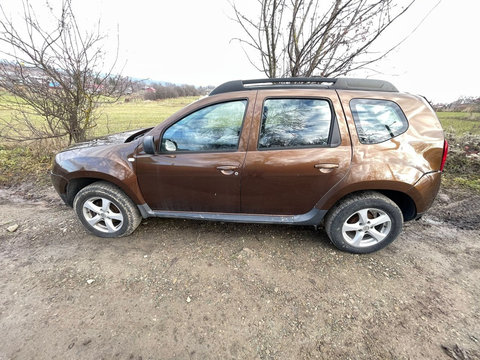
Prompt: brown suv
<box><xmin>51</xmin><ymin>78</ymin><xmax>448</xmax><ymax>253</ymax></box>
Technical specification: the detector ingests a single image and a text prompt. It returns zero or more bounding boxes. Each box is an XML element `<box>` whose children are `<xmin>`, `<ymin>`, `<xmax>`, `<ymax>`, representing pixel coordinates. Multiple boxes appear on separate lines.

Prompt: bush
<box><xmin>142</xmin><ymin>83</ymin><xmax>204</xmax><ymax>101</ymax></box>
<box><xmin>0</xmin><ymin>139</ymin><xmax>64</xmax><ymax>185</ymax></box>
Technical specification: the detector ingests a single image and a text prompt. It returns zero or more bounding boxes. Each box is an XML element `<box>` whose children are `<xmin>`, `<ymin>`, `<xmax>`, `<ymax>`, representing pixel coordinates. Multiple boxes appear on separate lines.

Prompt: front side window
<box><xmin>258</xmin><ymin>98</ymin><xmax>334</xmax><ymax>149</ymax></box>
<box><xmin>350</xmin><ymin>99</ymin><xmax>408</xmax><ymax>144</ymax></box>
<box><xmin>161</xmin><ymin>100</ymin><xmax>247</xmax><ymax>152</ymax></box>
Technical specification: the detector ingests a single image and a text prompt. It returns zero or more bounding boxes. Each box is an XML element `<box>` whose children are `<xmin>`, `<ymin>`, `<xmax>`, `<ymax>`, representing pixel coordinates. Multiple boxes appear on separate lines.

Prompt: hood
<box><xmin>52</xmin><ymin>127</ymin><xmax>149</xmax><ymax>179</ymax></box>
<box><xmin>64</xmin><ymin>127</ymin><xmax>152</xmax><ymax>152</ymax></box>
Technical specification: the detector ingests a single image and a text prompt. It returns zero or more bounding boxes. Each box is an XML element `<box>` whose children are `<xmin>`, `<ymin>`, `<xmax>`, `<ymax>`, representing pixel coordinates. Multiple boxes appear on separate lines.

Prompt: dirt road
<box><xmin>1</xmin><ymin>185</ymin><xmax>479</xmax><ymax>359</ymax></box>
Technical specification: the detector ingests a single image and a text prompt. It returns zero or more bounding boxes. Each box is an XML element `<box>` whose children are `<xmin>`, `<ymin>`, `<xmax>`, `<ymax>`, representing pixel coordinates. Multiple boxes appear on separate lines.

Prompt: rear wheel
<box><xmin>73</xmin><ymin>181</ymin><xmax>142</xmax><ymax>238</ymax></box>
<box><xmin>325</xmin><ymin>192</ymin><xmax>403</xmax><ymax>254</ymax></box>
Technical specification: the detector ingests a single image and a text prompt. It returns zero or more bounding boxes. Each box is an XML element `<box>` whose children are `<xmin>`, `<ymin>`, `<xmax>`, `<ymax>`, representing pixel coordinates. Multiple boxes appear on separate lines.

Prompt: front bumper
<box><xmin>50</xmin><ymin>171</ymin><xmax>68</xmax><ymax>205</ymax></box>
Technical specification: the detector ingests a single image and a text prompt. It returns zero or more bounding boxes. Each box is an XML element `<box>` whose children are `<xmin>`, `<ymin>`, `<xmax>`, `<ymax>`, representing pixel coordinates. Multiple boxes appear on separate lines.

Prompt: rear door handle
<box><xmin>216</xmin><ymin>165</ymin><xmax>239</xmax><ymax>176</ymax></box>
<box><xmin>314</xmin><ymin>163</ymin><xmax>339</xmax><ymax>173</ymax></box>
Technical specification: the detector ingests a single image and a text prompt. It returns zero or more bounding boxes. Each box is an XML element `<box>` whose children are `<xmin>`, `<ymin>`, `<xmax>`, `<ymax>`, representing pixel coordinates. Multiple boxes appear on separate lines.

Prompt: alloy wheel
<box><xmin>82</xmin><ymin>197</ymin><xmax>124</xmax><ymax>233</ymax></box>
<box><xmin>341</xmin><ymin>208</ymin><xmax>392</xmax><ymax>248</ymax></box>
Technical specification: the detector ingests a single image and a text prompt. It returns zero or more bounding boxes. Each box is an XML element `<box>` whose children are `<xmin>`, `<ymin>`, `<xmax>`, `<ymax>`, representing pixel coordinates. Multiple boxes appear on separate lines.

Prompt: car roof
<box><xmin>209</xmin><ymin>77</ymin><xmax>399</xmax><ymax>96</ymax></box>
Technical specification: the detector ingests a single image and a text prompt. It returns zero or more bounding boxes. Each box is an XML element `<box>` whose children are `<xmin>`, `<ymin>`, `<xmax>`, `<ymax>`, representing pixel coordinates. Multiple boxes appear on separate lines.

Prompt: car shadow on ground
<box><xmin>97</xmin><ymin>216</ymin><xmax>339</xmax><ymax>253</ymax></box>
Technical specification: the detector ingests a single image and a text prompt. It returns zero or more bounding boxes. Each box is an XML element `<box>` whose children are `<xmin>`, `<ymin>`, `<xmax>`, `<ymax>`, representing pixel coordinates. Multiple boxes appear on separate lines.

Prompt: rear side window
<box><xmin>258</xmin><ymin>98</ymin><xmax>338</xmax><ymax>149</ymax></box>
<box><xmin>350</xmin><ymin>99</ymin><xmax>408</xmax><ymax>144</ymax></box>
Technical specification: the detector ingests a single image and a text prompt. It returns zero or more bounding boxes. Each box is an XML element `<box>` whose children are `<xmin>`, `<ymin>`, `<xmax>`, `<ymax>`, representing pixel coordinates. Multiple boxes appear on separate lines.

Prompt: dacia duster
<box><xmin>51</xmin><ymin>78</ymin><xmax>448</xmax><ymax>253</ymax></box>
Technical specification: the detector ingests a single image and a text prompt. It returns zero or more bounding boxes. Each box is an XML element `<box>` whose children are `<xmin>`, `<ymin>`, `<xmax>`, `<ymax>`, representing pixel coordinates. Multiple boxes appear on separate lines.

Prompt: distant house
<box><xmin>433</xmin><ymin>103</ymin><xmax>447</xmax><ymax>112</ymax></box>
<box><xmin>144</xmin><ymin>86</ymin><xmax>156</xmax><ymax>93</ymax></box>
<box><xmin>48</xmin><ymin>80</ymin><xmax>61</xmax><ymax>88</ymax></box>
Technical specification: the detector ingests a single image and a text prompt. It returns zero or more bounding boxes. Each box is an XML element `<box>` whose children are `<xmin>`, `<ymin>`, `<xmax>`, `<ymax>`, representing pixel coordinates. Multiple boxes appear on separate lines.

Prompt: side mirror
<box><xmin>143</xmin><ymin>135</ymin><xmax>155</xmax><ymax>154</ymax></box>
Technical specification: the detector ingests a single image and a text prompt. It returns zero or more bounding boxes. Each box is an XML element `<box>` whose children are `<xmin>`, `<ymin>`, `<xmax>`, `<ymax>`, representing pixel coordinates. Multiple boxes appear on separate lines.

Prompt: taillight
<box><xmin>440</xmin><ymin>140</ymin><xmax>448</xmax><ymax>172</ymax></box>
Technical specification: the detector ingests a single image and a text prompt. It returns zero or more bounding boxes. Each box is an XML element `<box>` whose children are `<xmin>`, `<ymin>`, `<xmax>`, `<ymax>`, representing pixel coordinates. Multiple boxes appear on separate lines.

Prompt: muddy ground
<box><xmin>0</xmin><ymin>185</ymin><xmax>479</xmax><ymax>360</ymax></box>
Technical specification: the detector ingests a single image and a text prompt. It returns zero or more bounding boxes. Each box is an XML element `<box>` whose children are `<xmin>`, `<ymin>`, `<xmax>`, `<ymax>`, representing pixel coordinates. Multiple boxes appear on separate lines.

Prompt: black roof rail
<box><xmin>209</xmin><ymin>77</ymin><xmax>398</xmax><ymax>96</ymax></box>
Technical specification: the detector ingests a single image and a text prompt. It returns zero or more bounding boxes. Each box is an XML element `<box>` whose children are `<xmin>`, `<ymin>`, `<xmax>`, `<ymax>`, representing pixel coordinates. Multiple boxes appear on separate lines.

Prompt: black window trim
<box><xmin>256</xmin><ymin>96</ymin><xmax>341</xmax><ymax>151</ymax></box>
<box><xmin>349</xmin><ymin>98</ymin><xmax>409</xmax><ymax>145</ymax></box>
<box><xmin>157</xmin><ymin>98</ymin><xmax>249</xmax><ymax>154</ymax></box>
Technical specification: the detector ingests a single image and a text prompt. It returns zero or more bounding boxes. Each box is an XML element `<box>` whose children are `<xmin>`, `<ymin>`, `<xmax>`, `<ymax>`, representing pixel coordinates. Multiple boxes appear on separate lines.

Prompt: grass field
<box><xmin>1</xmin><ymin>98</ymin><xmax>479</xmax><ymax>190</ymax></box>
<box><xmin>437</xmin><ymin>111</ymin><xmax>480</xmax><ymax>135</ymax></box>
<box><xmin>0</xmin><ymin>95</ymin><xmax>200</xmax><ymax>138</ymax></box>
<box><xmin>91</xmin><ymin>108</ymin><xmax>480</xmax><ymax>137</ymax></box>
<box><xmin>0</xmin><ymin>96</ymin><xmax>199</xmax><ymax>184</ymax></box>
<box><xmin>1</xmin><ymin>95</ymin><xmax>478</xmax><ymax>138</ymax></box>
<box><xmin>92</xmin><ymin>97</ymin><xmax>200</xmax><ymax>136</ymax></box>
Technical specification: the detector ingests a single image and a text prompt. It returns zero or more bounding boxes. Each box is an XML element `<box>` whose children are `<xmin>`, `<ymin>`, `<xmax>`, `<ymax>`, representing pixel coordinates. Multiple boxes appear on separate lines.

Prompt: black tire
<box><xmin>73</xmin><ymin>181</ymin><xmax>142</xmax><ymax>238</ymax></box>
<box><xmin>324</xmin><ymin>192</ymin><xmax>403</xmax><ymax>254</ymax></box>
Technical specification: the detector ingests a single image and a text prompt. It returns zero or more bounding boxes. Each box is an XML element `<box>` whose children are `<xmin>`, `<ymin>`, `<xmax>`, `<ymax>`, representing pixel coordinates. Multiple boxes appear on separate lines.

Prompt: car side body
<box><xmin>51</xmin><ymin>78</ymin><xmax>446</xmax><ymax>253</ymax></box>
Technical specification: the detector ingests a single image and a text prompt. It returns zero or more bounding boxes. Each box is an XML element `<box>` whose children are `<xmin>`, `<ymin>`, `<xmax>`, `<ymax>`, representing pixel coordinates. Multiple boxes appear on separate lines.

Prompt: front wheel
<box><xmin>324</xmin><ymin>192</ymin><xmax>403</xmax><ymax>254</ymax></box>
<box><xmin>73</xmin><ymin>181</ymin><xmax>142</xmax><ymax>238</ymax></box>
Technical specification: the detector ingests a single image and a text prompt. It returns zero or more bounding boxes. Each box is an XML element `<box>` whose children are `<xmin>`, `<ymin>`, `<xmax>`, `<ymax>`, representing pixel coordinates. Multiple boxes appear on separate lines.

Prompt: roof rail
<box><xmin>209</xmin><ymin>77</ymin><xmax>398</xmax><ymax>96</ymax></box>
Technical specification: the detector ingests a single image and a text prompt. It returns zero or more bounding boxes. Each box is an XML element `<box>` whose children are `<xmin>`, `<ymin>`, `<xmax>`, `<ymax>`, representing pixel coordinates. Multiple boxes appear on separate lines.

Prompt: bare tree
<box><xmin>232</xmin><ymin>0</ymin><xmax>418</xmax><ymax>78</ymax></box>
<box><xmin>0</xmin><ymin>0</ymin><xmax>129</xmax><ymax>144</ymax></box>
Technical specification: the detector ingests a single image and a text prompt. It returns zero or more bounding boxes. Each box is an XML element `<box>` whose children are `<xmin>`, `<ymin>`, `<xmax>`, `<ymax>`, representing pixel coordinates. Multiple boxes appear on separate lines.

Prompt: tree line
<box><xmin>142</xmin><ymin>83</ymin><xmax>209</xmax><ymax>101</ymax></box>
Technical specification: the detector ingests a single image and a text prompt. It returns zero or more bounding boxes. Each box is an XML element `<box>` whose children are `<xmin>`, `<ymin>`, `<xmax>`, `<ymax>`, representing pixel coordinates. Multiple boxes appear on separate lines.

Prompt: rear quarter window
<box><xmin>350</xmin><ymin>99</ymin><xmax>408</xmax><ymax>144</ymax></box>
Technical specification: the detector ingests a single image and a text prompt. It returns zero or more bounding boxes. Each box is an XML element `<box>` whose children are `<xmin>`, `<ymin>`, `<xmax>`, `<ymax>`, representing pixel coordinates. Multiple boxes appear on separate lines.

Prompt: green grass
<box><xmin>92</xmin><ymin>97</ymin><xmax>200</xmax><ymax>136</ymax></box>
<box><xmin>437</xmin><ymin>111</ymin><xmax>480</xmax><ymax>135</ymax></box>
<box><xmin>0</xmin><ymin>144</ymin><xmax>53</xmax><ymax>185</ymax></box>
<box><xmin>0</xmin><ymin>94</ymin><xmax>200</xmax><ymax>138</ymax></box>
<box><xmin>1</xmin><ymin>102</ymin><xmax>480</xmax><ymax>191</ymax></box>
<box><xmin>450</xmin><ymin>177</ymin><xmax>480</xmax><ymax>192</ymax></box>
<box><xmin>2</xmin><ymin>102</ymin><xmax>478</xmax><ymax>139</ymax></box>
<box><xmin>0</xmin><ymin>96</ymin><xmax>197</xmax><ymax>185</ymax></box>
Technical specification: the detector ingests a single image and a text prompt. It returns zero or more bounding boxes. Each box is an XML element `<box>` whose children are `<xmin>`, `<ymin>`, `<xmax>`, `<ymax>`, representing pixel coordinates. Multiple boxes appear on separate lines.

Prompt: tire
<box><xmin>73</xmin><ymin>181</ymin><xmax>142</xmax><ymax>238</ymax></box>
<box><xmin>324</xmin><ymin>192</ymin><xmax>403</xmax><ymax>254</ymax></box>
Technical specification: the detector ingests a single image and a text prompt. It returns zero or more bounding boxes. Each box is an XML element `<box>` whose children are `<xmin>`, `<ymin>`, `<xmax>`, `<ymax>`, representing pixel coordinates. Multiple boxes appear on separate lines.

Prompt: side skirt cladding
<box><xmin>137</xmin><ymin>204</ymin><xmax>326</xmax><ymax>226</ymax></box>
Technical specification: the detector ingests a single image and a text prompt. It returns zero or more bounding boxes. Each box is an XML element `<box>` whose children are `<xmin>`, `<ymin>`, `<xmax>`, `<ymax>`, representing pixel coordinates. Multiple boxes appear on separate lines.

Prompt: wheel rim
<box><xmin>82</xmin><ymin>197</ymin><xmax>124</xmax><ymax>233</ymax></box>
<box><xmin>341</xmin><ymin>208</ymin><xmax>392</xmax><ymax>248</ymax></box>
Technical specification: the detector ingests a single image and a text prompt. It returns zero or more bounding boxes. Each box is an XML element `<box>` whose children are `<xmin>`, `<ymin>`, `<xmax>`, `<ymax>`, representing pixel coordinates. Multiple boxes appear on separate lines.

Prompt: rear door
<box><xmin>241</xmin><ymin>89</ymin><xmax>351</xmax><ymax>215</ymax></box>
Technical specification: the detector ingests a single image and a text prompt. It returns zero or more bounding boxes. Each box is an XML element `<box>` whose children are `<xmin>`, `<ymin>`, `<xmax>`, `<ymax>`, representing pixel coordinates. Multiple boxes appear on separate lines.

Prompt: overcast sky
<box><xmin>1</xmin><ymin>0</ymin><xmax>478</xmax><ymax>103</ymax></box>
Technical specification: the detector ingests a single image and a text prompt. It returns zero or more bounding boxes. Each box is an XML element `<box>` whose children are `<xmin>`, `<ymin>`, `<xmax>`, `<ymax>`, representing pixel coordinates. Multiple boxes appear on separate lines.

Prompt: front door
<box><xmin>136</xmin><ymin>98</ymin><xmax>254</xmax><ymax>213</ymax></box>
<box><xmin>241</xmin><ymin>90</ymin><xmax>352</xmax><ymax>215</ymax></box>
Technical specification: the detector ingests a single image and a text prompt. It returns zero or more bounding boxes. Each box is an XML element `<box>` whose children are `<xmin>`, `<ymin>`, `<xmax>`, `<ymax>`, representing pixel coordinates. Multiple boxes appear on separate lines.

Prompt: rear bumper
<box><xmin>407</xmin><ymin>171</ymin><xmax>442</xmax><ymax>214</ymax></box>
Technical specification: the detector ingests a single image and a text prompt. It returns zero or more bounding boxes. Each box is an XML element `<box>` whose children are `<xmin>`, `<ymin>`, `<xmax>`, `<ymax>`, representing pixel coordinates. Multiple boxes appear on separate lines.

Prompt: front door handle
<box><xmin>314</xmin><ymin>163</ymin><xmax>339</xmax><ymax>173</ymax></box>
<box><xmin>216</xmin><ymin>165</ymin><xmax>239</xmax><ymax>176</ymax></box>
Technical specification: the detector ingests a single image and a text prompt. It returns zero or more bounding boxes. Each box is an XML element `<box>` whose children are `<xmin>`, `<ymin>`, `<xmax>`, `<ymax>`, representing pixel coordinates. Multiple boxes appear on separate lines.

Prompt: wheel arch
<box><xmin>323</xmin><ymin>188</ymin><xmax>417</xmax><ymax>222</ymax></box>
<box><xmin>376</xmin><ymin>189</ymin><xmax>417</xmax><ymax>221</ymax></box>
<box><xmin>64</xmin><ymin>173</ymin><xmax>143</xmax><ymax>207</ymax></box>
